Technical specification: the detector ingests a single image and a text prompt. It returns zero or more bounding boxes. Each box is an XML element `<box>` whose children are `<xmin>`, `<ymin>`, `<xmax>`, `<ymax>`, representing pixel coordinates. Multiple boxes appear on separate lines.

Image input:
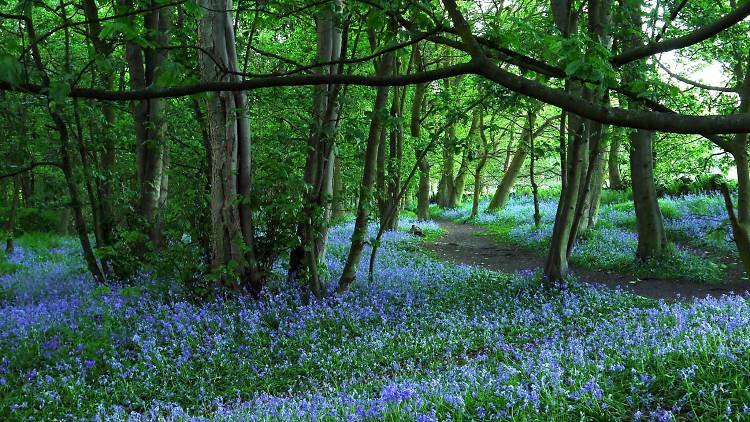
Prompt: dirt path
<box><xmin>423</xmin><ymin>220</ymin><xmax>750</xmax><ymax>301</ymax></box>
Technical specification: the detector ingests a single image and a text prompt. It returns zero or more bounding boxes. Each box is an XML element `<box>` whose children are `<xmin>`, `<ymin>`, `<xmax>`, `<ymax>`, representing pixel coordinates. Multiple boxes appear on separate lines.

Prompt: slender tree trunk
<box><xmin>56</xmin><ymin>113</ymin><xmax>107</xmax><ymax>284</ymax></box>
<box><xmin>376</xmin><ymin>124</ymin><xmax>388</xmax><ymax>220</ymax></box>
<box><xmin>82</xmin><ymin>0</ymin><xmax>116</xmax><ymax>248</ymax></box>
<box><xmin>545</xmin><ymin>0</ymin><xmax>613</xmax><ymax>281</ymax></box>
<box><xmin>471</xmin><ymin>110</ymin><xmax>489</xmax><ymax>219</ymax></box>
<box><xmin>559</xmin><ymin>111</ymin><xmax>567</xmax><ymax>190</ymax></box>
<box><xmin>608</xmin><ymin>126</ymin><xmax>623</xmax><ymax>189</ymax></box>
<box><xmin>331</xmin><ymin>156</ymin><xmax>346</xmax><ymax>219</ymax></box>
<box><xmin>24</xmin><ymin>8</ymin><xmax>106</xmax><ymax>284</ymax></box>
<box><xmin>503</xmin><ymin>128</ymin><xmax>514</xmax><ymax>172</ymax></box>
<box><xmin>448</xmin><ymin>110</ymin><xmax>479</xmax><ymax>208</ymax></box>
<box><xmin>19</xmin><ymin>171</ymin><xmax>33</xmax><ymax>208</ymax></box>
<box><xmin>337</xmin><ymin>53</ymin><xmax>393</xmax><ymax>293</ymax></box>
<box><xmin>544</xmin><ymin>109</ymin><xmax>587</xmax><ymax>281</ymax></box>
<box><xmin>487</xmin><ymin>147</ymin><xmax>527</xmax><ymax>211</ymax></box>
<box><xmin>410</xmin><ymin>60</ymin><xmax>430</xmax><ymax>221</ymax></box>
<box><xmin>380</xmin><ymin>85</ymin><xmax>402</xmax><ymax>230</ymax></box>
<box><xmin>567</xmin><ymin>118</ymin><xmax>606</xmax><ymax>253</ymax></box>
<box><xmin>449</xmin><ymin>151</ymin><xmax>468</xmax><ymax>208</ymax></box>
<box><xmin>417</xmin><ymin>158</ymin><xmax>431</xmax><ymax>220</ymax></box>
<box><xmin>72</xmin><ymin>99</ymin><xmax>105</xmax><ymax>249</ymax></box>
<box><xmin>5</xmin><ymin>176</ymin><xmax>19</xmax><ymax>255</ymax></box>
<box><xmin>125</xmin><ymin>2</ymin><xmax>171</xmax><ymax>243</ymax></box>
<box><xmin>191</xmin><ymin>97</ymin><xmax>214</xmax><ymax>258</ymax></box>
<box><xmin>437</xmin><ymin>79</ymin><xmax>457</xmax><ymax>207</ymax></box>
<box><xmin>585</xmin><ymin>129</ymin><xmax>608</xmax><ymax>227</ymax></box>
<box><xmin>288</xmin><ymin>1</ymin><xmax>344</xmax><ymax>295</ymax></box>
<box><xmin>528</xmin><ymin>111</ymin><xmax>541</xmax><ymax>226</ymax></box>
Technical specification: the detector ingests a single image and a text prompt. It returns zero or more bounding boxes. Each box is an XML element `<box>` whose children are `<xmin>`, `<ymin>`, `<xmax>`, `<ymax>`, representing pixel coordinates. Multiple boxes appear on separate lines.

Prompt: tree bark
<box><xmin>82</xmin><ymin>0</ymin><xmax>116</xmax><ymax>249</ymax></box>
<box><xmin>199</xmin><ymin>0</ymin><xmax>262</xmax><ymax>295</ymax></box>
<box><xmin>720</xmin><ymin>51</ymin><xmax>750</xmax><ymax>276</ymax></box>
<box><xmin>5</xmin><ymin>176</ymin><xmax>19</xmax><ymax>255</ymax></box>
<box><xmin>528</xmin><ymin>111</ymin><xmax>541</xmax><ymax>226</ymax></box>
<box><xmin>410</xmin><ymin>49</ymin><xmax>431</xmax><ymax>221</ymax></box>
<box><xmin>608</xmin><ymin>126</ymin><xmax>623</xmax><ymax>189</ymax></box>
<box><xmin>24</xmin><ymin>8</ymin><xmax>106</xmax><ymax>284</ymax></box>
<box><xmin>288</xmin><ymin>1</ymin><xmax>344</xmax><ymax>295</ymax></box>
<box><xmin>337</xmin><ymin>52</ymin><xmax>393</xmax><ymax>293</ymax></box>
<box><xmin>487</xmin><ymin>147</ymin><xmax>527</xmax><ymax>211</ymax></box>
<box><xmin>544</xmin><ymin>90</ymin><xmax>588</xmax><ymax>282</ymax></box>
<box><xmin>622</xmin><ymin>0</ymin><xmax>667</xmax><ymax>260</ymax></box>
<box><xmin>471</xmin><ymin>109</ymin><xmax>489</xmax><ymax>219</ymax></box>
<box><xmin>331</xmin><ymin>156</ymin><xmax>346</xmax><ymax>219</ymax></box>
<box><xmin>124</xmin><ymin>1</ymin><xmax>171</xmax><ymax>243</ymax></box>
<box><xmin>630</xmin><ymin>129</ymin><xmax>667</xmax><ymax>259</ymax></box>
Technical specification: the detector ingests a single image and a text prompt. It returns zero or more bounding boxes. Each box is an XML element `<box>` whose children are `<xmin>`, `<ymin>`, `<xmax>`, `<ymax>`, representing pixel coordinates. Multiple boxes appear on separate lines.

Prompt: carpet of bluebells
<box><xmin>438</xmin><ymin>193</ymin><xmax>733</xmax><ymax>282</ymax></box>
<box><xmin>2</xmin><ymin>217</ymin><xmax>750</xmax><ymax>421</ymax></box>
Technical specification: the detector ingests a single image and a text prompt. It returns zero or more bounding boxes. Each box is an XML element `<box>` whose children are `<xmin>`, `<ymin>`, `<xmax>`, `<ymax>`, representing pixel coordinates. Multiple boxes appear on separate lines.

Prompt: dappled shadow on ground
<box><xmin>424</xmin><ymin>219</ymin><xmax>750</xmax><ymax>301</ymax></box>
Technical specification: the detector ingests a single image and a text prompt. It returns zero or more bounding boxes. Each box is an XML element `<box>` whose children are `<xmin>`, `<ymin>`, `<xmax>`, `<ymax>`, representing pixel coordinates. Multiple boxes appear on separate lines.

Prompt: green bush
<box><xmin>0</xmin><ymin>207</ymin><xmax>68</xmax><ymax>234</ymax></box>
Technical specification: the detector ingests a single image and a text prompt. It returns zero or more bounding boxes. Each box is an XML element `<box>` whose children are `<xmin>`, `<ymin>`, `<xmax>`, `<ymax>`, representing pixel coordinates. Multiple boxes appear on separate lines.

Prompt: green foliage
<box><xmin>0</xmin><ymin>207</ymin><xmax>65</xmax><ymax>235</ymax></box>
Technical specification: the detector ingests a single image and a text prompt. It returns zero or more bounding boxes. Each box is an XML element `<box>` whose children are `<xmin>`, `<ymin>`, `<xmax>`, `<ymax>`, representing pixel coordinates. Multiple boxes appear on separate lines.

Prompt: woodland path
<box><xmin>423</xmin><ymin>219</ymin><xmax>750</xmax><ymax>301</ymax></box>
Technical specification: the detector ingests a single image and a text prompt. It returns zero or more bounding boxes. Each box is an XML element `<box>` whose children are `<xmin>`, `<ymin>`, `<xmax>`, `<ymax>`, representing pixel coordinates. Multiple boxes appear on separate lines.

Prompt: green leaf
<box><xmin>0</xmin><ymin>55</ymin><xmax>24</xmax><ymax>86</ymax></box>
<box><xmin>47</xmin><ymin>80</ymin><xmax>71</xmax><ymax>105</ymax></box>
<box><xmin>154</xmin><ymin>60</ymin><xmax>185</xmax><ymax>87</ymax></box>
<box><xmin>564</xmin><ymin>58</ymin><xmax>584</xmax><ymax>76</ymax></box>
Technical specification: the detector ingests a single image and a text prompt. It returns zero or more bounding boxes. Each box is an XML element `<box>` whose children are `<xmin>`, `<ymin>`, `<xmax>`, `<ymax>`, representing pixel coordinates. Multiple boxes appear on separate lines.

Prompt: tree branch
<box><xmin>0</xmin><ymin>162</ymin><xmax>61</xmax><ymax>180</ymax></box>
<box><xmin>611</xmin><ymin>0</ymin><xmax>750</xmax><ymax>66</ymax></box>
<box><xmin>656</xmin><ymin>59</ymin><xmax>738</xmax><ymax>92</ymax></box>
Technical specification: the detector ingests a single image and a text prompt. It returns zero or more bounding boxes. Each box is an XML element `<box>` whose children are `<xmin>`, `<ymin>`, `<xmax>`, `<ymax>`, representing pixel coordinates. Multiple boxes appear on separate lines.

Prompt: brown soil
<box><xmin>423</xmin><ymin>219</ymin><xmax>750</xmax><ymax>301</ymax></box>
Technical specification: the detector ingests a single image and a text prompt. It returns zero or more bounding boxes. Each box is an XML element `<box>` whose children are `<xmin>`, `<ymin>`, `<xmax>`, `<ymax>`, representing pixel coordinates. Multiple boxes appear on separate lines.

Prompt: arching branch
<box><xmin>656</xmin><ymin>59</ymin><xmax>738</xmax><ymax>92</ymax></box>
<box><xmin>0</xmin><ymin>162</ymin><xmax>61</xmax><ymax>180</ymax></box>
<box><xmin>611</xmin><ymin>0</ymin><xmax>750</xmax><ymax>66</ymax></box>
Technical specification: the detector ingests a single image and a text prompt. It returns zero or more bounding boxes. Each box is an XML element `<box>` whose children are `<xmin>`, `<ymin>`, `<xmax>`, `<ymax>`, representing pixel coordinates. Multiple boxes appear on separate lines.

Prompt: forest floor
<box><xmin>424</xmin><ymin>219</ymin><xmax>750</xmax><ymax>300</ymax></box>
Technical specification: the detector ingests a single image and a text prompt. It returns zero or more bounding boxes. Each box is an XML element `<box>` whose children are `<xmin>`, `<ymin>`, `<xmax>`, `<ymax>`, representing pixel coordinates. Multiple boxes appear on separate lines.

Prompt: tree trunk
<box><xmin>584</xmin><ymin>129</ymin><xmax>608</xmax><ymax>228</ymax></box>
<box><xmin>410</xmin><ymin>62</ymin><xmax>430</xmax><ymax>221</ymax></box>
<box><xmin>559</xmin><ymin>111</ymin><xmax>567</xmax><ymax>190</ymax></box>
<box><xmin>471</xmin><ymin>109</ymin><xmax>489</xmax><ymax>219</ymax></box>
<box><xmin>725</xmin><ymin>49</ymin><xmax>750</xmax><ymax>277</ymax></box>
<box><xmin>5</xmin><ymin>176</ymin><xmax>19</xmax><ymax>255</ymax></box>
<box><xmin>417</xmin><ymin>158</ymin><xmax>431</xmax><ymax>220</ymax></box>
<box><xmin>72</xmin><ymin>99</ymin><xmax>105</xmax><ymax>249</ymax></box>
<box><xmin>487</xmin><ymin>147</ymin><xmax>527</xmax><ymax>211</ymax></box>
<box><xmin>544</xmin><ymin>110</ymin><xmax>587</xmax><ymax>281</ymax></box>
<box><xmin>449</xmin><ymin>151</ymin><xmax>469</xmax><ymax>208</ymax></box>
<box><xmin>199</xmin><ymin>0</ymin><xmax>262</xmax><ymax>295</ymax></box>
<box><xmin>608</xmin><ymin>127</ymin><xmax>623</xmax><ymax>189</ymax></box>
<box><xmin>567</xmin><ymin>118</ymin><xmax>607</xmax><ymax>253</ymax></box>
<box><xmin>503</xmin><ymin>128</ymin><xmax>514</xmax><ymax>172</ymax></box>
<box><xmin>82</xmin><ymin>0</ymin><xmax>116</xmax><ymax>248</ymax></box>
<box><xmin>19</xmin><ymin>171</ymin><xmax>33</xmax><ymax>208</ymax></box>
<box><xmin>24</xmin><ymin>8</ymin><xmax>106</xmax><ymax>284</ymax></box>
<box><xmin>630</xmin><ymin>129</ymin><xmax>667</xmax><ymax>259</ymax></box>
<box><xmin>337</xmin><ymin>53</ymin><xmax>393</xmax><ymax>293</ymax></box>
<box><xmin>124</xmin><ymin>2</ymin><xmax>171</xmax><ymax>244</ymax></box>
<box><xmin>288</xmin><ymin>1</ymin><xmax>344</xmax><ymax>294</ymax></box>
<box><xmin>528</xmin><ymin>111</ymin><xmax>541</xmax><ymax>226</ymax></box>
<box><xmin>331</xmin><ymin>156</ymin><xmax>346</xmax><ymax>219</ymax></box>
<box><xmin>380</xmin><ymin>85</ymin><xmax>402</xmax><ymax>231</ymax></box>
<box><xmin>56</xmin><ymin>113</ymin><xmax>107</xmax><ymax>284</ymax></box>
<box><xmin>437</xmin><ymin>81</ymin><xmax>456</xmax><ymax>207</ymax></box>
<box><xmin>622</xmin><ymin>0</ymin><xmax>666</xmax><ymax>261</ymax></box>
